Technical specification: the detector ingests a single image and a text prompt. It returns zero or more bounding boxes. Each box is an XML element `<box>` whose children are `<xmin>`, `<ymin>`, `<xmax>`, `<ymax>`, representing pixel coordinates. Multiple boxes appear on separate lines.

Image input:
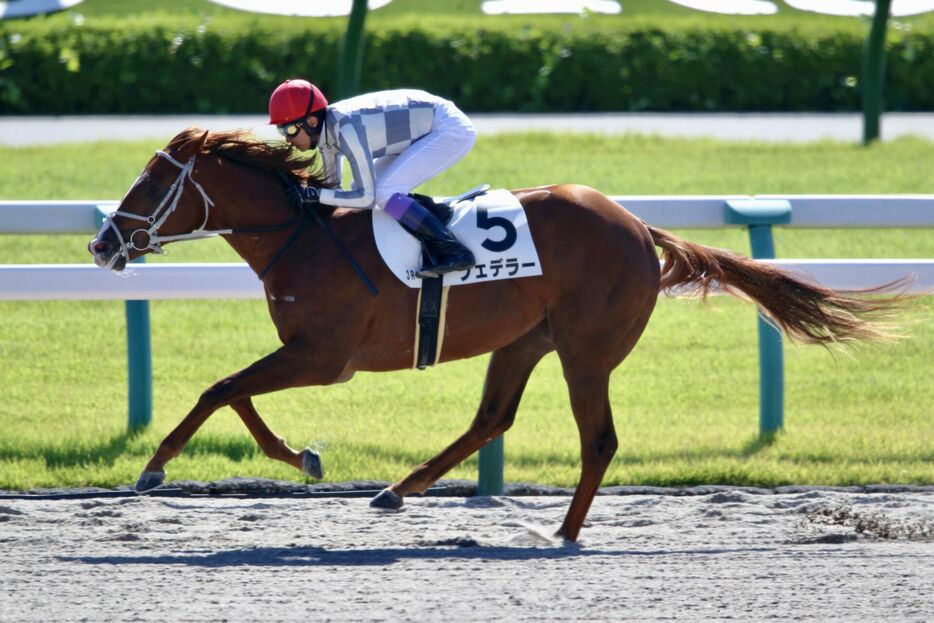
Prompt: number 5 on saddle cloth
<box><xmin>373</xmin><ymin>186</ymin><xmax>543</xmax><ymax>369</ymax></box>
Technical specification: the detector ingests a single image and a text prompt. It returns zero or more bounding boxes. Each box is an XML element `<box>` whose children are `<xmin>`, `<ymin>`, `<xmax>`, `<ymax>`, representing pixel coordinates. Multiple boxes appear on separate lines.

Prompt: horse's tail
<box><xmin>646</xmin><ymin>224</ymin><xmax>908</xmax><ymax>345</ymax></box>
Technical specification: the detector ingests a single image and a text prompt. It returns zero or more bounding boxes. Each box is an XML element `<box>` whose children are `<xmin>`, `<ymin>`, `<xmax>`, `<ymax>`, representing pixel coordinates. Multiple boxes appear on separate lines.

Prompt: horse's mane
<box><xmin>167</xmin><ymin>127</ymin><xmax>331</xmax><ymax>187</ymax></box>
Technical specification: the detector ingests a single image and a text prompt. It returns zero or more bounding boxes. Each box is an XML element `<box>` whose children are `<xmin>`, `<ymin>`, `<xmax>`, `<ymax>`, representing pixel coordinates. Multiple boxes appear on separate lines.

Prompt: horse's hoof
<box><xmin>301</xmin><ymin>448</ymin><xmax>323</xmax><ymax>480</ymax></box>
<box><xmin>134</xmin><ymin>470</ymin><xmax>166</xmax><ymax>494</ymax></box>
<box><xmin>370</xmin><ymin>488</ymin><xmax>404</xmax><ymax>510</ymax></box>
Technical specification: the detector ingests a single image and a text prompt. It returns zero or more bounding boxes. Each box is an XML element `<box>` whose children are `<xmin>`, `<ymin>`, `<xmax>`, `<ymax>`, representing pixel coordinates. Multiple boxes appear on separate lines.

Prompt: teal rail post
<box><xmin>125</xmin><ymin>256</ymin><xmax>153</xmax><ymax>432</ymax></box>
<box><xmin>862</xmin><ymin>0</ymin><xmax>892</xmax><ymax>144</ymax></box>
<box><xmin>725</xmin><ymin>200</ymin><xmax>792</xmax><ymax>436</ymax></box>
<box><xmin>477</xmin><ymin>436</ymin><xmax>504</xmax><ymax>496</ymax></box>
<box><xmin>96</xmin><ymin>206</ymin><xmax>152</xmax><ymax>432</ymax></box>
<box><xmin>337</xmin><ymin>0</ymin><xmax>368</xmax><ymax>99</ymax></box>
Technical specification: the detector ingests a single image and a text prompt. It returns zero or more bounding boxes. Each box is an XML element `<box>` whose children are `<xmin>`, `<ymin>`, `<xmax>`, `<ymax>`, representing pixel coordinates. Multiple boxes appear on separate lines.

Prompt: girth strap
<box><xmin>413</xmin><ymin>276</ymin><xmax>449</xmax><ymax>369</ymax></box>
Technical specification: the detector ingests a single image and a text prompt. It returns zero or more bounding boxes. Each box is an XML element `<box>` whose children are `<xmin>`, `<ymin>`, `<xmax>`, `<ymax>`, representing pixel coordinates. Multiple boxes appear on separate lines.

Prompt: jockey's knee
<box><xmin>462</xmin><ymin>126</ymin><xmax>477</xmax><ymax>150</ymax></box>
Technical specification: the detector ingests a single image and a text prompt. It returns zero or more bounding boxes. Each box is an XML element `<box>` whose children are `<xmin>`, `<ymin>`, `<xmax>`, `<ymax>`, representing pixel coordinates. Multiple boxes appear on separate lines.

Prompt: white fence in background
<box><xmin>0</xmin><ymin>259</ymin><xmax>932</xmax><ymax>301</ymax></box>
<box><xmin>1</xmin><ymin>196</ymin><xmax>933</xmax><ymax>297</ymax></box>
<box><xmin>4</xmin><ymin>194</ymin><xmax>934</xmax><ymax>231</ymax></box>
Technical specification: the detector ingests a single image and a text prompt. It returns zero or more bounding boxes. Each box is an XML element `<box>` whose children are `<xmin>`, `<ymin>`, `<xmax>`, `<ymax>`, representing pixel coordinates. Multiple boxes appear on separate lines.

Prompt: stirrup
<box><xmin>416</xmin><ymin>264</ymin><xmax>464</xmax><ymax>279</ymax></box>
<box><xmin>416</xmin><ymin>250</ymin><xmax>475</xmax><ymax>279</ymax></box>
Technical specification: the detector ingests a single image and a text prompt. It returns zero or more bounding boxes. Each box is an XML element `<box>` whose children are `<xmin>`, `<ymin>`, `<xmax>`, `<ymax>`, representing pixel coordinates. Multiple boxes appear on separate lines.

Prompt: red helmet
<box><xmin>268</xmin><ymin>79</ymin><xmax>328</xmax><ymax>125</ymax></box>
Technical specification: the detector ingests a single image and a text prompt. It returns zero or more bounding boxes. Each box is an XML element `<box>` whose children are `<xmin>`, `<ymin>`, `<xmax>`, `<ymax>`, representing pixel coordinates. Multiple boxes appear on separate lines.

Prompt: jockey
<box><xmin>268</xmin><ymin>79</ymin><xmax>476</xmax><ymax>279</ymax></box>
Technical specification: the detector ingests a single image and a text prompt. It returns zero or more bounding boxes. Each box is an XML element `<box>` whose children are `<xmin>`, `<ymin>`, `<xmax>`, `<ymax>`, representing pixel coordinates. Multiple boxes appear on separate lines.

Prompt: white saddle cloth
<box><xmin>372</xmin><ymin>188</ymin><xmax>543</xmax><ymax>288</ymax></box>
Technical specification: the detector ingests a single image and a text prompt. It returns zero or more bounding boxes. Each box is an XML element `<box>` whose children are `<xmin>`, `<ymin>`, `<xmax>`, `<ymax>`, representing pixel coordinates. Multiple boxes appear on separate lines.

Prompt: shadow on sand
<box><xmin>57</xmin><ymin>544</ymin><xmax>779</xmax><ymax>568</ymax></box>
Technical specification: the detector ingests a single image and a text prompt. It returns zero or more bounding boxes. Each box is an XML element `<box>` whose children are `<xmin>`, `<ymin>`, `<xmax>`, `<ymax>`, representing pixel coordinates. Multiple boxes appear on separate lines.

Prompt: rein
<box><xmin>97</xmin><ymin>150</ymin><xmax>308</xmax><ymax>278</ymax></box>
<box><xmin>274</xmin><ymin>170</ymin><xmax>380</xmax><ymax>297</ymax></box>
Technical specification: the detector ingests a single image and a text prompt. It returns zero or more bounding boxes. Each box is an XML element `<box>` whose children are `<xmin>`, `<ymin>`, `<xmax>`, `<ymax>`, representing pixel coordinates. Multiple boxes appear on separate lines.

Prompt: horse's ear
<box><xmin>191</xmin><ymin>130</ymin><xmax>210</xmax><ymax>155</ymax></box>
<box><xmin>176</xmin><ymin>129</ymin><xmax>210</xmax><ymax>160</ymax></box>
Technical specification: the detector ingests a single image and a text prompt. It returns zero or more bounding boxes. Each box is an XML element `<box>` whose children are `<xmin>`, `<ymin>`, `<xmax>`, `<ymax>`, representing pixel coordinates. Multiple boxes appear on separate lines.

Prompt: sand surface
<box><xmin>1</xmin><ymin>488</ymin><xmax>932</xmax><ymax>621</ymax></box>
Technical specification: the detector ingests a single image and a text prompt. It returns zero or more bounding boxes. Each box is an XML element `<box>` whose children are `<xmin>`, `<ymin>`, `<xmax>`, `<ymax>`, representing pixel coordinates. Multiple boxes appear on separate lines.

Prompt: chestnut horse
<box><xmin>89</xmin><ymin>128</ymin><xmax>898</xmax><ymax>541</ymax></box>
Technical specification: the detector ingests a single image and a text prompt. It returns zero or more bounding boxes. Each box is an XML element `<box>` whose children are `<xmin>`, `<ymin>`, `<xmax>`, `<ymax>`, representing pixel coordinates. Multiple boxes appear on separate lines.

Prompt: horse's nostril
<box><xmin>93</xmin><ymin>240</ymin><xmax>110</xmax><ymax>254</ymax></box>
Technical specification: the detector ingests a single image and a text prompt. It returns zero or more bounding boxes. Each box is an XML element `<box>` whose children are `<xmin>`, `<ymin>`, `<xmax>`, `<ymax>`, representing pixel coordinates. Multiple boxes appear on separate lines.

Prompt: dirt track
<box><xmin>1</xmin><ymin>487</ymin><xmax>932</xmax><ymax>622</ymax></box>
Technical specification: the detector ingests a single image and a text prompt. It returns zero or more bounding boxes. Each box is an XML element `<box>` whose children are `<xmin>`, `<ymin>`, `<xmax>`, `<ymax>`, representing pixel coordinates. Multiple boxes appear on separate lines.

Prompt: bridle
<box><xmin>96</xmin><ymin>150</ymin><xmax>226</xmax><ymax>269</ymax></box>
<box><xmin>97</xmin><ymin>147</ymin><xmax>377</xmax><ymax>293</ymax></box>
<box><xmin>96</xmin><ymin>149</ymin><xmax>310</xmax><ymax>278</ymax></box>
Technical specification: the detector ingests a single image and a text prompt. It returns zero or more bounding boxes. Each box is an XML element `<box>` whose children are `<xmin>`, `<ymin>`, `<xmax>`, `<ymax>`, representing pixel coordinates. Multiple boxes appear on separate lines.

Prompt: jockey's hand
<box><xmin>286</xmin><ymin>184</ymin><xmax>320</xmax><ymax>208</ymax></box>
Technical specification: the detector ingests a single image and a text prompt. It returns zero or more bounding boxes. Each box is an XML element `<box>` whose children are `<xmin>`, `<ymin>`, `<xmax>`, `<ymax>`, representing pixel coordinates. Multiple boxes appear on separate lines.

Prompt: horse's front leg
<box><xmin>371</xmin><ymin>324</ymin><xmax>552</xmax><ymax>509</ymax></box>
<box><xmin>228</xmin><ymin>397</ymin><xmax>322</xmax><ymax>479</ymax></box>
<box><xmin>135</xmin><ymin>340</ymin><xmax>336</xmax><ymax>492</ymax></box>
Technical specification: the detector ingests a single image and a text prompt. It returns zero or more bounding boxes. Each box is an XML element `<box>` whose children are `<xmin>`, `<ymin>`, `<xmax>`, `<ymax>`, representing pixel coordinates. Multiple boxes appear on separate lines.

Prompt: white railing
<box><xmin>4</xmin><ymin>194</ymin><xmax>934</xmax><ymax>230</ymax></box>
<box><xmin>616</xmin><ymin>195</ymin><xmax>934</xmax><ymax>228</ymax></box>
<box><xmin>3</xmin><ymin>196</ymin><xmax>932</xmax><ymax>299</ymax></box>
<box><xmin>0</xmin><ymin>259</ymin><xmax>932</xmax><ymax>301</ymax></box>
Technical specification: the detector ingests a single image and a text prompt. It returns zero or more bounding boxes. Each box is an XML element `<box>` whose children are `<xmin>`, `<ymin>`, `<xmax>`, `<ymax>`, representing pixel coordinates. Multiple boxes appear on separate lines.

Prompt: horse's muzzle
<box><xmin>88</xmin><ymin>237</ymin><xmax>127</xmax><ymax>271</ymax></box>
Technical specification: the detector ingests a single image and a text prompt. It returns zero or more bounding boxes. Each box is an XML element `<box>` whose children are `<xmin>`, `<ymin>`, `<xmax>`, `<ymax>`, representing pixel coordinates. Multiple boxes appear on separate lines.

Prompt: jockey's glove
<box><xmin>286</xmin><ymin>184</ymin><xmax>320</xmax><ymax>208</ymax></box>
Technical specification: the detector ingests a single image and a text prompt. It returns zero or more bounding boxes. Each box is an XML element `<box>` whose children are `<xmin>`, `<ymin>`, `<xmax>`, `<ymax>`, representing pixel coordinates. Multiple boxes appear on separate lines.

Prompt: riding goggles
<box><xmin>276</xmin><ymin>119</ymin><xmax>306</xmax><ymax>138</ymax></box>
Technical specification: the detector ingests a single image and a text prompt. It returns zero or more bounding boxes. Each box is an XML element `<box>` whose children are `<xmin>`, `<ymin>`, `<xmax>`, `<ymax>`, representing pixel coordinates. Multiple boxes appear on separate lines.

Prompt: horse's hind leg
<box><xmin>555</xmin><ymin>368</ymin><xmax>616</xmax><ymax>542</ymax></box>
<box><xmin>372</xmin><ymin>324</ymin><xmax>553</xmax><ymax>508</ymax></box>
<box><xmin>550</xmin><ymin>296</ymin><xmax>655</xmax><ymax>541</ymax></box>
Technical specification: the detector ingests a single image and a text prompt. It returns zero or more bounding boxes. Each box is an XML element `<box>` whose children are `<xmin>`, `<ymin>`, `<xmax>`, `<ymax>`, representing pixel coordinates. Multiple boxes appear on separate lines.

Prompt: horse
<box><xmin>88</xmin><ymin>127</ymin><xmax>901</xmax><ymax>542</ymax></box>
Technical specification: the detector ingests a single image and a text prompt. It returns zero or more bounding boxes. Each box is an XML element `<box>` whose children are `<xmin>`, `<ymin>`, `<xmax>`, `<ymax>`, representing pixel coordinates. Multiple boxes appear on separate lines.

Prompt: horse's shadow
<box><xmin>0</xmin><ymin>432</ymin><xmax>261</xmax><ymax>469</ymax></box>
<box><xmin>0</xmin><ymin>431</ymin><xmax>141</xmax><ymax>468</ymax></box>
<box><xmin>57</xmin><ymin>544</ymin><xmax>777</xmax><ymax>568</ymax></box>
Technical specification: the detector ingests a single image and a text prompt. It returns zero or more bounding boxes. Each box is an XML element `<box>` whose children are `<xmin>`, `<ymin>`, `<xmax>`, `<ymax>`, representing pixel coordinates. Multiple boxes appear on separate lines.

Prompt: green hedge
<box><xmin>1</xmin><ymin>14</ymin><xmax>932</xmax><ymax>114</ymax></box>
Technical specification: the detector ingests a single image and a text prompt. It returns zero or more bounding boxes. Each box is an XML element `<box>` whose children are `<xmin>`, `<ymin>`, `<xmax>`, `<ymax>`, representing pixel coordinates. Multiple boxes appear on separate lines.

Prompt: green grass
<box><xmin>0</xmin><ymin>132</ymin><xmax>932</xmax><ymax>490</ymax></box>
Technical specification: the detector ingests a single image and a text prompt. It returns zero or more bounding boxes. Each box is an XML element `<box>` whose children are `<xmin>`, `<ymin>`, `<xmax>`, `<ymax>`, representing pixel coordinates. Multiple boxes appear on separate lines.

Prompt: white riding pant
<box><xmin>373</xmin><ymin>103</ymin><xmax>476</xmax><ymax>208</ymax></box>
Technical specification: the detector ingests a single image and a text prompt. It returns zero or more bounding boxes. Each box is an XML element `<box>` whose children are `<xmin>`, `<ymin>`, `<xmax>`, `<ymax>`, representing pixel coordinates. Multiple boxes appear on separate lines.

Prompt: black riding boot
<box><xmin>385</xmin><ymin>192</ymin><xmax>475</xmax><ymax>278</ymax></box>
<box><xmin>407</xmin><ymin>210</ymin><xmax>475</xmax><ymax>279</ymax></box>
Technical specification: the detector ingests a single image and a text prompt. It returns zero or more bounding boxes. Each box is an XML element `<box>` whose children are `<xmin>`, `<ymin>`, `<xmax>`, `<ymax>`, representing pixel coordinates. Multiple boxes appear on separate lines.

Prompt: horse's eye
<box><xmin>144</xmin><ymin>184</ymin><xmax>162</xmax><ymax>202</ymax></box>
